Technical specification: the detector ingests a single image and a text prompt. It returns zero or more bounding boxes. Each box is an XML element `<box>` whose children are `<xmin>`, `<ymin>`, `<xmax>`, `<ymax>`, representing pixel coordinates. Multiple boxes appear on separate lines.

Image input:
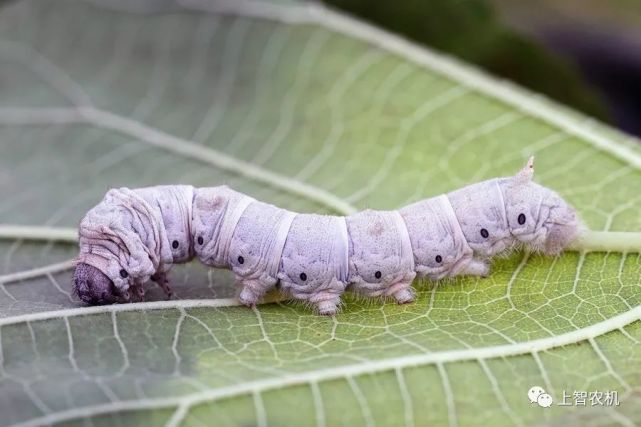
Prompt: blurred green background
<box><xmin>327</xmin><ymin>0</ymin><xmax>641</xmax><ymax>136</ymax></box>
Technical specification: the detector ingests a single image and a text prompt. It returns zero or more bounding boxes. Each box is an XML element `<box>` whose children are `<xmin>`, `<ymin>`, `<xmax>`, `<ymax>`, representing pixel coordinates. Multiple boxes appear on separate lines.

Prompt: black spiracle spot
<box><xmin>435</xmin><ymin>255</ymin><xmax>442</xmax><ymax>263</ymax></box>
<box><xmin>518</xmin><ymin>213</ymin><xmax>526</xmax><ymax>225</ymax></box>
<box><xmin>299</xmin><ymin>272</ymin><xmax>307</xmax><ymax>281</ymax></box>
<box><xmin>375</xmin><ymin>271</ymin><xmax>382</xmax><ymax>279</ymax></box>
<box><xmin>197</xmin><ymin>236</ymin><xmax>204</xmax><ymax>245</ymax></box>
<box><xmin>172</xmin><ymin>240</ymin><xmax>179</xmax><ymax>249</ymax></box>
<box><xmin>480</xmin><ymin>228</ymin><xmax>489</xmax><ymax>238</ymax></box>
<box><xmin>238</xmin><ymin>256</ymin><xmax>244</xmax><ymax>264</ymax></box>
<box><xmin>119</xmin><ymin>269</ymin><xmax>128</xmax><ymax>279</ymax></box>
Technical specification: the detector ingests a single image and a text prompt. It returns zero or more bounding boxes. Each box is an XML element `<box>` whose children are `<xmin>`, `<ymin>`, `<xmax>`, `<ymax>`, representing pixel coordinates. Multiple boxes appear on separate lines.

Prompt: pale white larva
<box><xmin>73</xmin><ymin>158</ymin><xmax>581</xmax><ymax>315</ymax></box>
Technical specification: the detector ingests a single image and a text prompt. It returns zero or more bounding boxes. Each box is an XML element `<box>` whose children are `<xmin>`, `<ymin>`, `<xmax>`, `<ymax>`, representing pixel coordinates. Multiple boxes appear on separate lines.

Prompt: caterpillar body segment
<box><xmin>191</xmin><ymin>186</ymin><xmax>251</xmax><ymax>268</ymax></box>
<box><xmin>346</xmin><ymin>210</ymin><xmax>416</xmax><ymax>304</ymax></box>
<box><xmin>278</xmin><ymin>215</ymin><xmax>349</xmax><ymax>316</ymax></box>
<box><xmin>74</xmin><ymin>159</ymin><xmax>581</xmax><ymax>314</ymax></box>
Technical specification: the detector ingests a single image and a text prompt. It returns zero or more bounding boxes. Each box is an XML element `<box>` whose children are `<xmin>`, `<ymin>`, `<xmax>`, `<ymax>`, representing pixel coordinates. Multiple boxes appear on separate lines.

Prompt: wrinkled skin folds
<box><xmin>74</xmin><ymin>159</ymin><xmax>581</xmax><ymax>315</ymax></box>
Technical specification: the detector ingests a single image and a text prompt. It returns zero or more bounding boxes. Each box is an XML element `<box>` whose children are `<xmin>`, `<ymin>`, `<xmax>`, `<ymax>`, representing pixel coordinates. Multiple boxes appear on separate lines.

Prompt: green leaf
<box><xmin>1</xmin><ymin>1</ymin><xmax>641</xmax><ymax>426</ymax></box>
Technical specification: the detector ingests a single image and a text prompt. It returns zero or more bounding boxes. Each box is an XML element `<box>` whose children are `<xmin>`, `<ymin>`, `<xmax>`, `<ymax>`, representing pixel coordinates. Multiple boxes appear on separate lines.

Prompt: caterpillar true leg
<box><xmin>133</xmin><ymin>282</ymin><xmax>146</xmax><ymax>301</ymax></box>
<box><xmin>151</xmin><ymin>271</ymin><xmax>173</xmax><ymax>300</ymax></box>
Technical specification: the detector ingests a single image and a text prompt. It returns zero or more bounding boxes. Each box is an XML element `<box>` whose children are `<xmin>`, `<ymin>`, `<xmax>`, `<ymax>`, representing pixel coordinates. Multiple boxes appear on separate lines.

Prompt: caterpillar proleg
<box><xmin>73</xmin><ymin>158</ymin><xmax>581</xmax><ymax>315</ymax></box>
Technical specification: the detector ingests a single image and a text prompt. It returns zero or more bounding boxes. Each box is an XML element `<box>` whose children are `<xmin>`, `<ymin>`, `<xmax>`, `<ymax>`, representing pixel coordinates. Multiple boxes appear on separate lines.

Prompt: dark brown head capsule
<box><xmin>73</xmin><ymin>263</ymin><xmax>124</xmax><ymax>305</ymax></box>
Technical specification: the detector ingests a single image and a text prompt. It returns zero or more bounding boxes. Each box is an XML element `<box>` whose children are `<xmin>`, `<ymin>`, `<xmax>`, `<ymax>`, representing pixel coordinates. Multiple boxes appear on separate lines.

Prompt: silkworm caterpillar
<box><xmin>73</xmin><ymin>158</ymin><xmax>581</xmax><ymax>315</ymax></box>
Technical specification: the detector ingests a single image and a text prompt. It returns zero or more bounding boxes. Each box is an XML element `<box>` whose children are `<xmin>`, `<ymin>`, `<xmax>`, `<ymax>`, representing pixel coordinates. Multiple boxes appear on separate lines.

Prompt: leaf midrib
<box><xmin>175</xmin><ymin>0</ymin><xmax>641</xmax><ymax>168</ymax></box>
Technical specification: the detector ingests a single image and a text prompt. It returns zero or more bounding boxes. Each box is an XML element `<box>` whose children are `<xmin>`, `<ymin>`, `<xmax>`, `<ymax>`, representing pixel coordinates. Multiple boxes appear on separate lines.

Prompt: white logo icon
<box><xmin>528</xmin><ymin>386</ymin><xmax>545</xmax><ymax>403</ymax></box>
<box><xmin>537</xmin><ymin>393</ymin><xmax>553</xmax><ymax>408</ymax></box>
<box><xmin>528</xmin><ymin>386</ymin><xmax>553</xmax><ymax>407</ymax></box>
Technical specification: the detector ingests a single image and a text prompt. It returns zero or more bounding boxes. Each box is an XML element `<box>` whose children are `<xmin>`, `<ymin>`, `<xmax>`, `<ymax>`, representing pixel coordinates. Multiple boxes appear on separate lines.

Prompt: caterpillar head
<box><xmin>73</xmin><ymin>228</ymin><xmax>148</xmax><ymax>304</ymax></box>
<box><xmin>502</xmin><ymin>157</ymin><xmax>582</xmax><ymax>255</ymax></box>
<box><xmin>73</xmin><ymin>189</ymin><xmax>165</xmax><ymax>304</ymax></box>
<box><xmin>73</xmin><ymin>262</ymin><xmax>128</xmax><ymax>304</ymax></box>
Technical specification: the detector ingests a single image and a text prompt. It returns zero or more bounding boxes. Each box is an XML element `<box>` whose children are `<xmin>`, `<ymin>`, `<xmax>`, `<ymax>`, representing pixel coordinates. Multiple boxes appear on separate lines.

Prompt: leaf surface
<box><xmin>1</xmin><ymin>1</ymin><xmax>641</xmax><ymax>426</ymax></box>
